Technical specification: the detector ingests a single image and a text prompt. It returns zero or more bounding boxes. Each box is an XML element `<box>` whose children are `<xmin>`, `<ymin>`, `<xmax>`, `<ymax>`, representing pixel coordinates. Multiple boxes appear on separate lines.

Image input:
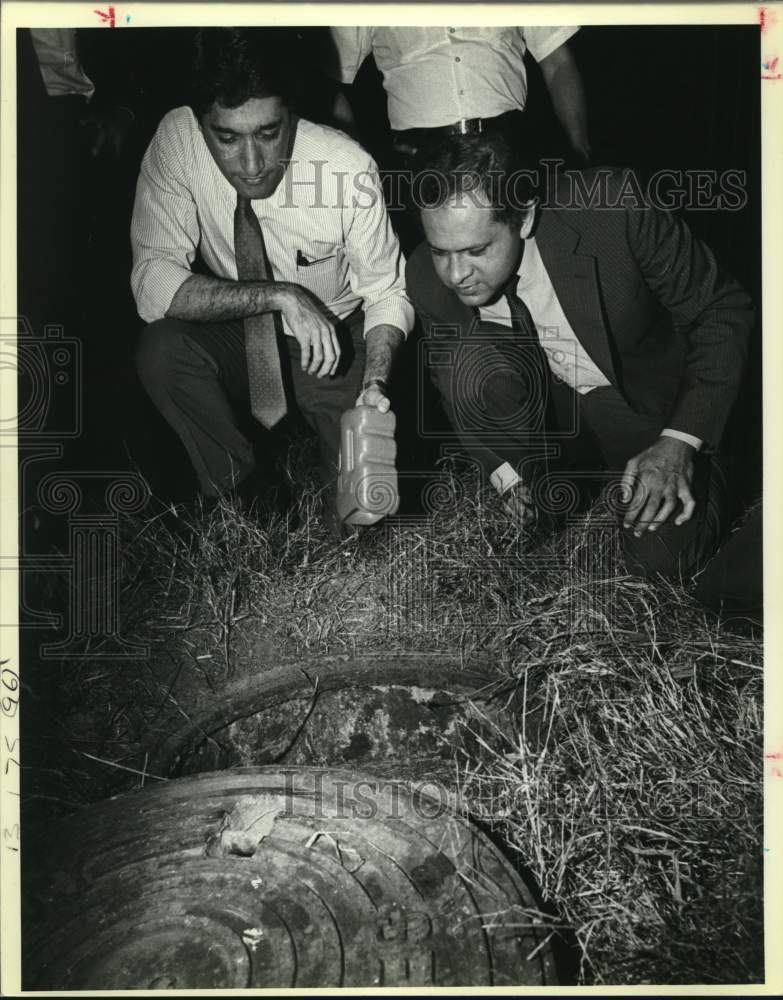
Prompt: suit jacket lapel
<box><xmin>534</xmin><ymin>209</ymin><xmax>618</xmax><ymax>387</ymax></box>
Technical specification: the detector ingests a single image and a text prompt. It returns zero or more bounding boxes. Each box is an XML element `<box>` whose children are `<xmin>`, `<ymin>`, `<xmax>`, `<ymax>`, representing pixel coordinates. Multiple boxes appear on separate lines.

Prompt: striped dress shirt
<box><xmin>130</xmin><ymin>107</ymin><xmax>414</xmax><ymax>339</ymax></box>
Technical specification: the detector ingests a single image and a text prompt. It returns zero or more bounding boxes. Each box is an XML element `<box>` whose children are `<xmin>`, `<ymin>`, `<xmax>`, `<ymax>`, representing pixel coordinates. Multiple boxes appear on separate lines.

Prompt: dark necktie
<box><xmin>503</xmin><ymin>273</ymin><xmax>552</xmax><ymax>433</ymax></box>
<box><xmin>234</xmin><ymin>195</ymin><xmax>287</xmax><ymax>429</ymax></box>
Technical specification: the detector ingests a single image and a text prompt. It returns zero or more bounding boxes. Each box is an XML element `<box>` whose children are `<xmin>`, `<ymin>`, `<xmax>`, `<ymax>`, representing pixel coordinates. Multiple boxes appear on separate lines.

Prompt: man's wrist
<box><xmin>360</xmin><ymin>324</ymin><xmax>404</xmax><ymax>392</ymax></box>
<box><xmin>362</xmin><ymin>377</ymin><xmax>388</xmax><ymax>394</ymax></box>
<box><xmin>261</xmin><ymin>280</ymin><xmax>289</xmax><ymax>312</ymax></box>
<box><xmin>660</xmin><ymin>428</ymin><xmax>702</xmax><ymax>451</ymax></box>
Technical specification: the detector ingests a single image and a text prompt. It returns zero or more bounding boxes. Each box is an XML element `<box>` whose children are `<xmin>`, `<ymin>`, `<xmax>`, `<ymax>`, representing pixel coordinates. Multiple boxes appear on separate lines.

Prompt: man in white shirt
<box><xmin>328</xmin><ymin>26</ymin><xmax>590</xmax><ymax>164</ymax></box>
<box><xmin>131</xmin><ymin>29</ymin><xmax>413</xmax><ymax>516</ymax></box>
<box><xmin>405</xmin><ymin>133</ymin><xmax>753</xmax><ymax>579</ymax></box>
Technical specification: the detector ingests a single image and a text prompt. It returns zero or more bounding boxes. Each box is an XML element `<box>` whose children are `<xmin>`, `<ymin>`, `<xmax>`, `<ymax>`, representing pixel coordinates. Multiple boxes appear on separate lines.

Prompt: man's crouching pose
<box><xmin>131</xmin><ymin>28</ymin><xmax>412</xmax><ymax>520</ymax></box>
<box><xmin>406</xmin><ymin>134</ymin><xmax>753</xmax><ymax>578</ymax></box>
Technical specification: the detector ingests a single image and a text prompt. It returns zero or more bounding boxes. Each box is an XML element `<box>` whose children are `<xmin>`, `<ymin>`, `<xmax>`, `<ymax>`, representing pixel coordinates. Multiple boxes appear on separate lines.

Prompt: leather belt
<box><xmin>392</xmin><ymin>110</ymin><xmax>520</xmax><ymax>146</ymax></box>
<box><xmin>444</xmin><ymin>116</ymin><xmax>498</xmax><ymax>136</ymax></box>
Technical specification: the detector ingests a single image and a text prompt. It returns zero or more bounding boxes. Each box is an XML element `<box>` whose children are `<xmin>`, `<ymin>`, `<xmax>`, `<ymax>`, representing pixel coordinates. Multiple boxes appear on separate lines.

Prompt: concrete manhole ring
<box><xmin>151</xmin><ymin>653</ymin><xmax>520</xmax><ymax>779</ymax></box>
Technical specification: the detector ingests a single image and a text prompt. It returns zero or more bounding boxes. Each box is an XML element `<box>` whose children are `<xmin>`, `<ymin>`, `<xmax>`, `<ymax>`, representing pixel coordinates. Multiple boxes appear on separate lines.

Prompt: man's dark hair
<box><xmin>414</xmin><ymin>132</ymin><xmax>538</xmax><ymax>226</ymax></box>
<box><xmin>190</xmin><ymin>28</ymin><xmax>301</xmax><ymax>117</ymax></box>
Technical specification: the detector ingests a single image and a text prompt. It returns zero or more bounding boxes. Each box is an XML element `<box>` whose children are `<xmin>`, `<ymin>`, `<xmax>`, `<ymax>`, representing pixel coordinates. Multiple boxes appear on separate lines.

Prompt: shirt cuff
<box><xmin>490</xmin><ymin>462</ymin><xmax>523</xmax><ymax>495</ymax></box>
<box><xmin>362</xmin><ymin>295</ymin><xmax>415</xmax><ymax>340</ymax></box>
<box><xmin>660</xmin><ymin>428</ymin><xmax>703</xmax><ymax>450</ymax></box>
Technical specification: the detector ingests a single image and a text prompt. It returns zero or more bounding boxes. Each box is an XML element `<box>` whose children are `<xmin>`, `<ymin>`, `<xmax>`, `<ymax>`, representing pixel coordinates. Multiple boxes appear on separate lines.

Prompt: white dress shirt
<box><xmin>482</xmin><ymin>238</ymin><xmax>703</xmax><ymax>497</ymax></box>
<box><xmin>130</xmin><ymin>108</ymin><xmax>414</xmax><ymax>340</ymax></box>
<box><xmin>480</xmin><ymin>237</ymin><xmax>610</xmax><ymax>395</ymax></box>
<box><xmin>329</xmin><ymin>26</ymin><xmax>579</xmax><ymax>130</ymax></box>
<box><xmin>29</xmin><ymin>28</ymin><xmax>95</xmax><ymax>100</ymax></box>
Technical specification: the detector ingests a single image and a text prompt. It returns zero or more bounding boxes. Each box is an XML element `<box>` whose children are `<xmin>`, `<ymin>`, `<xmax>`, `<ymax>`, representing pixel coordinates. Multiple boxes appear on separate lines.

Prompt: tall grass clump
<box><xmin>29</xmin><ymin>452</ymin><xmax>763</xmax><ymax>984</ymax></box>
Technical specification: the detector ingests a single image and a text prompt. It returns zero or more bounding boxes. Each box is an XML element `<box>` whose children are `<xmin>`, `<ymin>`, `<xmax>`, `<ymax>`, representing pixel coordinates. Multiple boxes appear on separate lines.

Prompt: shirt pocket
<box><xmin>295</xmin><ymin>241</ymin><xmax>343</xmax><ymax>306</ymax></box>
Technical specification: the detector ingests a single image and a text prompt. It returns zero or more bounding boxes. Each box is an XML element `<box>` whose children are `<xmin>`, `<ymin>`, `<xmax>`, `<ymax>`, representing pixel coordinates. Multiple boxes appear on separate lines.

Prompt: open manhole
<box><xmin>152</xmin><ymin>655</ymin><xmax>519</xmax><ymax>780</ymax></box>
<box><xmin>24</xmin><ymin>766</ymin><xmax>558</xmax><ymax>989</ymax></box>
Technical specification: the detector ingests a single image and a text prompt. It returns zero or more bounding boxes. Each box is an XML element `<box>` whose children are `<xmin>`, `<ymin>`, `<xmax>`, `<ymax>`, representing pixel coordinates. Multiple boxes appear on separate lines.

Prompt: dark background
<box><xmin>16</xmin><ymin>24</ymin><xmax>762</xmax><ymax>540</ymax></box>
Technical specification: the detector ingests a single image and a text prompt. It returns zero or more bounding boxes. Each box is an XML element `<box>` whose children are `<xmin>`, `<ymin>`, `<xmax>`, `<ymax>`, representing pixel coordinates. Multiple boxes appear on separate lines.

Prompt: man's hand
<box><xmin>277</xmin><ymin>285</ymin><xmax>341</xmax><ymax>377</ymax></box>
<box><xmin>621</xmin><ymin>437</ymin><xmax>697</xmax><ymax>537</ymax></box>
<box><xmin>355</xmin><ymin>383</ymin><xmax>391</xmax><ymax>413</ymax></box>
<box><xmin>500</xmin><ymin>481</ymin><xmax>537</xmax><ymax>528</ymax></box>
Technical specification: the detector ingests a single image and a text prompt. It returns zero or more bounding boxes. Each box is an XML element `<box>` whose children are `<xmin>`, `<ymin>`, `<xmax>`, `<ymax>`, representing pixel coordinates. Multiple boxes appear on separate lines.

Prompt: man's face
<box><xmin>421</xmin><ymin>192</ymin><xmax>522</xmax><ymax>307</ymax></box>
<box><xmin>201</xmin><ymin>96</ymin><xmax>291</xmax><ymax>200</ymax></box>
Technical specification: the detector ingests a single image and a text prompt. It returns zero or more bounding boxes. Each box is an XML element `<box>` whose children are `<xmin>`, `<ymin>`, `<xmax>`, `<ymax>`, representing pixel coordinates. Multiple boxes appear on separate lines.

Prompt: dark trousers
<box><xmin>428</xmin><ymin>337</ymin><xmax>728</xmax><ymax>580</ymax></box>
<box><xmin>135</xmin><ymin>312</ymin><xmax>366</xmax><ymax>498</ymax></box>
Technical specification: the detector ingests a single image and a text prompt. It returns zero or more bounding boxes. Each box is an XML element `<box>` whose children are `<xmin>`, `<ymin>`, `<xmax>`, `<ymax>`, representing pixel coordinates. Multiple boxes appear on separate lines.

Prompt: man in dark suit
<box><xmin>406</xmin><ymin>134</ymin><xmax>754</xmax><ymax>578</ymax></box>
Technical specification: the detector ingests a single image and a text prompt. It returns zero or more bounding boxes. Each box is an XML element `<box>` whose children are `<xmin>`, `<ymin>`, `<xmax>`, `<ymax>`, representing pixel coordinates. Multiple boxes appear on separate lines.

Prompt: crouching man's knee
<box><xmin>621</xmin><ymin>522</ymin><xmax>718</xmax><ymax>582</ymax></box>
<box><xmin>622</xmin><ymin>530</ymin><xmax>685</xmax><ymax>580</ymax></box>
<box><xmin>134</xmin><ymin>317</ymin><xmax>193</xmax><ymax>394</ymax></box>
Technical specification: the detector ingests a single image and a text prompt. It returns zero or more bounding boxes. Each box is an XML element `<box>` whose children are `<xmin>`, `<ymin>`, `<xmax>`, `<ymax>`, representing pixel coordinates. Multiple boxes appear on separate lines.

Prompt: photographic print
<box><xmin>1</xmin><ymin>2</ymin><xmax>779</xmax><ymax>992</ymax></box>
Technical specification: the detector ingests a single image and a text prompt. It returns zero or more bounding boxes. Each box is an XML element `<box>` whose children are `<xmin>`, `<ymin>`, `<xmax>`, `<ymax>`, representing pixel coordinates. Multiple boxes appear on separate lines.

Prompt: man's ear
<box><xmin>519</xmin><ymin>200</ymin><xmax>539</xmax><ymax>239</ymax></box>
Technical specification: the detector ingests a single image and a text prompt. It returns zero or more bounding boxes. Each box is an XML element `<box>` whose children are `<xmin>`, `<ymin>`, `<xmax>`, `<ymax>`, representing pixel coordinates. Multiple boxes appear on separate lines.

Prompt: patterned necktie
<box><xmin>503</xmin><ymin>273</ymin><xmax>551</xmax><ymax>433</ymax></box>
<box><xmin>234</xmin><ymin>194</ymin><xmax>287</xmax><ymax>428</ymax></box>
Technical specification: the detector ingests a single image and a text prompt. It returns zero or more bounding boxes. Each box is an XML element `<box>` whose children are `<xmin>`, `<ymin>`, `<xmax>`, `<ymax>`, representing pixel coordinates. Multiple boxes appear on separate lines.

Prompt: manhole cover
<box><xmin>153</xmin><ymin>655</ymin><xmax>516</xmax><ymax>779</ymax></box>
<box><xmin>24</xmin><ymin>766</ymin><xmax>558</xmax><ymax>989</ymax></box>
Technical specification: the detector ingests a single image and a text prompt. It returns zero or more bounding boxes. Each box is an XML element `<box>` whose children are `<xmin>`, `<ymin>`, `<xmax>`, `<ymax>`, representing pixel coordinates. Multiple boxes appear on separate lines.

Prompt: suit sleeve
<box><xmin>626</xmin><ymin>203</ymin><xmax>754</xmax><ymax>448</ymax></box>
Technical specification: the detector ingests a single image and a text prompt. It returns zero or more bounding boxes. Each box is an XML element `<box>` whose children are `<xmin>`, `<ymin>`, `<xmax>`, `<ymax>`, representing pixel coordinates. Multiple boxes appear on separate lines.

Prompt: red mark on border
<box><xmin>762</xmin><ymin>54</ymin><xmax>781</xmax><ymax>80</ymax></box>
<box><xmin>759</xmin><ymin>5</ymin><xmax>778</xmax><ymax>32</ymax></box>
<box><xmin>94</xmin><ymin>6</ymin><xmax>116</xmax><ymax>27</ymax></box>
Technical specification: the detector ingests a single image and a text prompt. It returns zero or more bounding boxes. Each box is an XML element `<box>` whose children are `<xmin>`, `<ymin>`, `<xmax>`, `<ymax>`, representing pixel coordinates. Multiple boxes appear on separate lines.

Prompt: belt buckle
<box><xmin>456</xmin><ymin>118</ymin><xmax>483</xmax><ymax>136</ymax></box>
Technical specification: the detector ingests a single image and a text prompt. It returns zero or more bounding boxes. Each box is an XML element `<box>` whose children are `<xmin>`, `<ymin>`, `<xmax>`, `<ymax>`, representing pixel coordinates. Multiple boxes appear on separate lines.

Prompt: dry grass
<box><xmin>456</xmin><ymin>613</ymin><xmax>762</xmax><ymax>983</ymax></box>
<box><xmin>25</xmin><ymin>450</ymin><xmax>763</xmax><ymax>985</ymax></box>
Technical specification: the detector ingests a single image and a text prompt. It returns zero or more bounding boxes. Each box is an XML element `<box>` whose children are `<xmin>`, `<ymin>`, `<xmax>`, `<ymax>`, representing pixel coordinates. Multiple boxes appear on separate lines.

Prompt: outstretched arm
<box><xmin>355</xmin><ymin>324</ymin><xmax>405</xmax><ymax>412</ymax></box>
<box><xmin>619</xmin><ymin>197</ymin><xmax>753</xmax><ymax>533</ymax></box>
<box><xmin>627</xmin><ymin>200</ymin><xmax>753</xmax><ymax>447</ymax></box>
<box><xmin>343</xmin><ymin>154</ymin><xmax>414</xmax><ymax>411</ymax></box>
